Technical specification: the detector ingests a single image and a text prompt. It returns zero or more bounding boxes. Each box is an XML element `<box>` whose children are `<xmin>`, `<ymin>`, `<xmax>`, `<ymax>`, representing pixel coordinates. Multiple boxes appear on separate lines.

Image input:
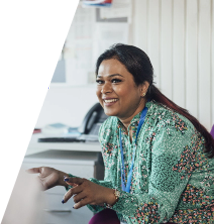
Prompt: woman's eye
<box><xmin>112</xmin><ymin>79</ymin><xmax>121</xmax><ymax>83</ymax></box>
<box><xmin>96</xmin><ymin>80</ymin><xmax>103</xmax><ymax>84</ymax></box>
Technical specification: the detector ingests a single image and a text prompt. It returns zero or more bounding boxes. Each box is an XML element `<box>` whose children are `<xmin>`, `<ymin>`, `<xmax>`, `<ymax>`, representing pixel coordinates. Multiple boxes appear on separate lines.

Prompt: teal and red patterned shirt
<box><xmin>75</xmin><ymin>100</ymin><xmax>214</xmax><ymax>223</ymax></box>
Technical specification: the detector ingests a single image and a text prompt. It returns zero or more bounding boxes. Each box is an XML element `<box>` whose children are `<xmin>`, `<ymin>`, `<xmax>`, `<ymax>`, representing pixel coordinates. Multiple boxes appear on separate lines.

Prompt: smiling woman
<box><xmin>96</xmin><ymin>59</ymin><xmax>149</xmax><ymax>130</ymax></box>
<box><xmin>28</xmin><ymin>44</ymin><xmax>214</xmax><ymax>224</ymax></box>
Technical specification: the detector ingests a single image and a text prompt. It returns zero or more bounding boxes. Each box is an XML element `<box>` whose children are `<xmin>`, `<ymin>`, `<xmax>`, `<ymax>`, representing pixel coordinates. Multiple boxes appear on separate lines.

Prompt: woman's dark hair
<box><xmin>96</xmin><ymin>43</ymin><xmax>214</xmax><ymax>158</ymax></box>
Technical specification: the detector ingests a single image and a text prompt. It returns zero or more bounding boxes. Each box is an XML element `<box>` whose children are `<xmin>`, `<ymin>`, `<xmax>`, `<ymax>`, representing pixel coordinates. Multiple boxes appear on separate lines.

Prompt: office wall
<box><xmin>132</xmin><ymin>0</ymin><xmax>214</xmax><ymax>131</ymax></box>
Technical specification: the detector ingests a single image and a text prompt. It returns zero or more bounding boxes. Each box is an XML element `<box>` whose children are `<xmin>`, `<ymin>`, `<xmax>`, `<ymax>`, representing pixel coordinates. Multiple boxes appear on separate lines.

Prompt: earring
<box><xmin>142</xmin><ymin>93</ymin><xmax>146</xmax><ymax>97</ymax></box>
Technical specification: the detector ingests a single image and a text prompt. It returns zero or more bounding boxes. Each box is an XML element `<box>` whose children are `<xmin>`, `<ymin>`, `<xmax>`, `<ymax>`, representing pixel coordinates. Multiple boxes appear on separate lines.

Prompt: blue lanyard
<box><xmin>119</xmin><ymin>107</ymin><xmax>148</xmax><ymax>193</ymax></box>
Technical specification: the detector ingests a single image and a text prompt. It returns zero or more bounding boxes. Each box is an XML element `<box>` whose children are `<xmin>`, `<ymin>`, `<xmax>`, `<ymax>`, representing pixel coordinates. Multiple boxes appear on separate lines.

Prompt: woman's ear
<box><xmin>139</xmin><ymin>81</ymin><xmax>150</xmax><ymax>97</ymax></box>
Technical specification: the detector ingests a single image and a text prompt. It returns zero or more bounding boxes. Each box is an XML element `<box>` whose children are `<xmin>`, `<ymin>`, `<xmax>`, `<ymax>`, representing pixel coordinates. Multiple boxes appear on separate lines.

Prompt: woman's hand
<box><xmin>62</xmin><ymin>177</ymin><xmax>117</xmax><ymax>209</ymax></box>
<box><xmin>27</xmin><ymin>167</ymin><xmax>68</xmax><ymax>190</ymax></box>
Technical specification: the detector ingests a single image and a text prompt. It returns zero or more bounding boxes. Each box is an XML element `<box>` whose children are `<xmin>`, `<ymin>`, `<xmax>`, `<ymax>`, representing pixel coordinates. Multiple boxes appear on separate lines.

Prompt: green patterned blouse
<box><xmin>71</xmin><ymin>100</ymin><xmax>214</xmax><ymax>223</ymax></box>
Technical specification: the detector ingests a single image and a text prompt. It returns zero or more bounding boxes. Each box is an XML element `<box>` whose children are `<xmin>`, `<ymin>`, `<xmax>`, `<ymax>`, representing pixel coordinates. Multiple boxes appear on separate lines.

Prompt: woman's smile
<box><xmin>103</xmin><ymin>98</ymin><xmax>119</xmax><ymax>106</ymax></box>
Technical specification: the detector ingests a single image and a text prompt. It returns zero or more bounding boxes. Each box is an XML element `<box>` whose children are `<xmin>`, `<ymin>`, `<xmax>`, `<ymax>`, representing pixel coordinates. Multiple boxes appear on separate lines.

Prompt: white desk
<box><xmin>26</xmin><ymin>133</ymin><xmax>102</xmax><ymax>156</ymax></box>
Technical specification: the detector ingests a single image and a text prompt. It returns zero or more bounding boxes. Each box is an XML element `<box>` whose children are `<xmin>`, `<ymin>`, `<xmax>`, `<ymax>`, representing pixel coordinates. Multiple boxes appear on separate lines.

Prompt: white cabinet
<box><xmin>22</xmin><ymin>150</ymin><xmax>104</xmax><ymax>224</ymax></box>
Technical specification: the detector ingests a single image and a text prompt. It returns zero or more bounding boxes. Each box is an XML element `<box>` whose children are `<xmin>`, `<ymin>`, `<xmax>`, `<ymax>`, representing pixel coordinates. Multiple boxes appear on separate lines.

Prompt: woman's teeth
<box><xmin>104</xmin><ymin>99</ymin><xmax>118</xmax><ymax>103</ymax></box>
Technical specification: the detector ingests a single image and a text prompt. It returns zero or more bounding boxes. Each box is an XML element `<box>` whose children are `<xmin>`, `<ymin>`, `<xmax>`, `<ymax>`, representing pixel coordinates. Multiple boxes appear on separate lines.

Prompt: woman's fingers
<box><xmin>63</xmin><ymin>177</ymin><xmax>78</xmax><ymax>187</ymax></box>
<box><xmin>73</xmin><ymin>197</ymin><xmax>92</xmax><ymax>209</ymax></box>
<box><xmin>62</xmin><ymin>179</ymin><xmax>110</xmax><ymax>209</ymax></box>
<box><xmin>73</xmin><ymin>192</ymin><xmax>87</xmax><ymax>204</ymax></box>
<box><xmin>64</xmin><ymin>177</ymin><xmax>85</xmax><ymax>185</ymax></box>
<box><xmin>62</xmin><ymin>185</ymin><xmax>83</xmax><ymax>203</ymax></box>
<box><xmin>26</xmin><ymin>167</ymin><xmax>41</xmax><ymax>174</ymax></box>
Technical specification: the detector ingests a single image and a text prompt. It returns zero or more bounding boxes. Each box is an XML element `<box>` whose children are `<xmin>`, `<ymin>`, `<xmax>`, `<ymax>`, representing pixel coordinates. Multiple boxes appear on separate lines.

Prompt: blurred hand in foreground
<box><xmin>27</xmin><ymin>166</ymin><xmax>69</xmax><ymax>190</ymax></box>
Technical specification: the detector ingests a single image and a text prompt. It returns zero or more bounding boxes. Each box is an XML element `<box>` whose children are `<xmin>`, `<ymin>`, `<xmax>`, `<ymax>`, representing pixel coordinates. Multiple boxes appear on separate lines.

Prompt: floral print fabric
<box><xmin>71</xmin><ymin>100</ymin><xmax>214</xmax><ymax>223</ymax></box>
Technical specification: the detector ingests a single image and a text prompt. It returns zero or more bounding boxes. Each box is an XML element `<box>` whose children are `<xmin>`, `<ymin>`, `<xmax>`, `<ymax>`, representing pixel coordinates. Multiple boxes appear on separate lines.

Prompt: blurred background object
<box><xmin>1</xmin><ymin>169</ymin><xmax>45</xmax><ymax>224</ymax></box>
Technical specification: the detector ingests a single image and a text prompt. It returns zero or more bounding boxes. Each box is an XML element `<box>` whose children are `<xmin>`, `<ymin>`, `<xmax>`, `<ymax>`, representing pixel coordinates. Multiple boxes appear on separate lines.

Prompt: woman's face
<box><xmin>96</xmin><ymin>59</ymin><xmax>145</xmax><ymax>120</ymax></box>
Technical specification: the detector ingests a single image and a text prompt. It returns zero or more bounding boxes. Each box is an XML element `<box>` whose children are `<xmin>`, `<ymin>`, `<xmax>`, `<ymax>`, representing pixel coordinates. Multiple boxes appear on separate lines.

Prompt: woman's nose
<box><xmin>101</xmin><ymin>82</ymin><xmax>112</xmax><ymax>94</ymax></box>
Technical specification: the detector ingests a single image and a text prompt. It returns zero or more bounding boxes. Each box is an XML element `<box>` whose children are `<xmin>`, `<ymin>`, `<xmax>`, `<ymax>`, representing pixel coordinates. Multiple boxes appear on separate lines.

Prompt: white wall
<box><xmin>132</xmin><ymin>0</ymin><xmax>214</xmax><ymax>131</ymax></box>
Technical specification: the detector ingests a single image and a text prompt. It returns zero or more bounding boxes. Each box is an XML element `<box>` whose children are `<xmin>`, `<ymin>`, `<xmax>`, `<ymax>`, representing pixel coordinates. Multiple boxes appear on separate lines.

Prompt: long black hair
<box><xmin>95</xmin><ymin>43</ymin><xmax>214</xmax><ymax>158</ymax></box>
